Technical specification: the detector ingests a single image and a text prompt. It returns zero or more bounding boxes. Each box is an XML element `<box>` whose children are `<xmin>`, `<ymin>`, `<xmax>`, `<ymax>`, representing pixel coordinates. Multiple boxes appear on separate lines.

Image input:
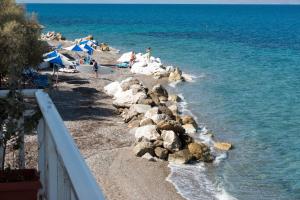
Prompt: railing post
<box><xmin>37</xmin><ymin>118</ymin><xmax>46</xmax><ymax>199</ymax></box>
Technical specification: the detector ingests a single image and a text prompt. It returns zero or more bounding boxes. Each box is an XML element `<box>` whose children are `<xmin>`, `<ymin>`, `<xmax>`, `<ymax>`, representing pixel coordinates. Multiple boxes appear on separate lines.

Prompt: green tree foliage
<box><xmin>0</xmin><ymin>0</ymin><xmax>47</xmax><ymax>88</ymax></box>
<box><xmin>0</xmin><ymin>0</ymin><xmax>44</xmax><ymax>169</ymax></box>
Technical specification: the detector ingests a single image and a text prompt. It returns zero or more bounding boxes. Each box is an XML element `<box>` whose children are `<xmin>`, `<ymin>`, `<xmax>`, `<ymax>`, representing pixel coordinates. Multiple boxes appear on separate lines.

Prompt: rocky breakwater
<box><xmin>117</xmin><ymin>52</ymin><xmax>187</xmax><ymax>84</ymax></box>
<box><xmin>104</xmin><ymin>77</ymin><xmax>215</xmax><ymax>164</ymax></box>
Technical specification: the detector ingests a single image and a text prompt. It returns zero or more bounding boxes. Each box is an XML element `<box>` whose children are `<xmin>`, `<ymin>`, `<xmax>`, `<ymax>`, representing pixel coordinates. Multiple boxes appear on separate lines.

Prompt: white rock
<box><xmin>151</xmin><ymin>114</ymin><xmax>171</xmax><ymax>124</ymax></box>
<box><xmin>144</xmin><ymin>107</ymin><xmax>159</xmax><ymax>119</ymax></box>
<box><xmin>135</xmin><ymin>125</ymin><xmax>161</xmax><ymax>141</ymax></box>
<box><xmin>104</xmin><ymin>81</ymin><xmax>122</xmax><ymax>97</ymax></box>
<box><xmin>130</xmin><ymin>104</ymin><xmax>151</xmax><ymax>114</ymax></box>
<box><xmin>142</xmin><ymin>153</ymin><xmax>156</xmax><ymax>161</ymax></box>
<box><xmin>113</xmin><ymin>89</ymin><xmax>147</xmax><ymax>108</ymax></box>
<box><xmin>182</xmin><ymin>124</ymin><xmax>197</xmax><ymax>134</ymax></box>
<box><xmin>161</xmin><ymin>130</ymin><xmax>182</xmax><ymax>151</ymax></box>
<box><xmin>117</xmin><ymin>52</ymin><xmax>132</xmax><ymax>63</ymax></box>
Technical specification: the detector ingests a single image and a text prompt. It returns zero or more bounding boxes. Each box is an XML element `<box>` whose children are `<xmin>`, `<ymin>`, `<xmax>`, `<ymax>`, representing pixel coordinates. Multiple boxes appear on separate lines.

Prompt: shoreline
<box><xmin>41</xmin><ymin>35</ymin><xmax>232</xmax><ymax>200</ymax></box>
<box><xmin>44</xmin><ymin>38</ymin><xmax>186</xmax><ymax>200</ymax></box>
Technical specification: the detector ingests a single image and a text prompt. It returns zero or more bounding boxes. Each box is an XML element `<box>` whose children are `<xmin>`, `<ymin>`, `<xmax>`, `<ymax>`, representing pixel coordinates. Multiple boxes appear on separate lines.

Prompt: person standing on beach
<box><xmin>92</xmin><ymin>59</ymin><xmax>99</xmax><ymax>78</ymax></box>
<box><xmin>130</xmin><ymin>51</ymin><xmax>136</xmax><ymax>67</ymax></box>
<box><xmin>146</xmin><ymin>47</ymin><xmax>152</xmax><ymax>63</ymax></box>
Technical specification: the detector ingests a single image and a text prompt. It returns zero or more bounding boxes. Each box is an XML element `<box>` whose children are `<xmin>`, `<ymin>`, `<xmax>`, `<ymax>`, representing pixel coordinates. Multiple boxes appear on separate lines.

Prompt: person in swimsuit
<box><xmin>130</xmin><ymin>51</ymin><xmax>136</xmax><ymax>67</ymax></box>
<box><xmin>92</xmin><ymin>60</ymin><xmax>99</xmax><ymax>78</ymax></box>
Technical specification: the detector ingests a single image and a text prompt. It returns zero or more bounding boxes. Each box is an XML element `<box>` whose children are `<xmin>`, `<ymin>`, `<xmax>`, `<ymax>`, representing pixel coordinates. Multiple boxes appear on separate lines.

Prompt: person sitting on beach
<box><xmin>92</xmin><ymin>59</ymin><xmax>99</xmax><ymax>78</ymax></box>
<box><xmin>130</xmin><ymin>51</ymin><xmax>136</xmax><ymax>67</ymax></box>
<box><xmin>146</xmin><ymin>47</ymin><xmax>152</xmax><ymax>63</ymax></box>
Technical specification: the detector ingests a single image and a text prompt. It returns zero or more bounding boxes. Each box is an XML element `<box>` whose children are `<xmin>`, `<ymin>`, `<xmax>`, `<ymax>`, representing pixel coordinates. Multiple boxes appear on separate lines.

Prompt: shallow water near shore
<box><xmin>27</xmin><ymin>4</ymin><xmax>300</xmax><ymax>200</ymax></box>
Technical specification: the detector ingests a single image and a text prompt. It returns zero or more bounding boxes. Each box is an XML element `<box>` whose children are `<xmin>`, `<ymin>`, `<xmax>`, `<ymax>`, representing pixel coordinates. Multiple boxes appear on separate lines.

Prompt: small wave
<box><xmin>182</xmin><ymin>72</ymin><xmax>206</xmax><ymax>82</ymax></box>
<box><xmin>215</xmin><ymin>188</ymin><xmax>238</xmax><ymax>200</ymax></box>
<box><xmin>168</xmin><ymin>80</ymin><xmax>182</xmax><ymax>88</ymax></box>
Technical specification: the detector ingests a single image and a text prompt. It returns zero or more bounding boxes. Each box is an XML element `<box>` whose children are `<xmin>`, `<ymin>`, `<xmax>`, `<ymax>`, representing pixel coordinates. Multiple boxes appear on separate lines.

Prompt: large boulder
<box><xmin>144</xmin><ymin>107</ymin><xmax>159</xmax><ymax>119</ymax></box>
<box><xmin>138</xmin><ymin>98</ymin><xmax>155</xmax><ymax>106</ymax></box>
<box><xmin>182</xmin><ymin>124</ymin><xmax>197</xmax><ymax>134</ymax></box>
<box><xmin>130</xmin><ymin>104</ymin><xmax>151</xmax><ymax>114</ymax></box>
<box><xmin>121</xmin><ymin>109</ymin><xmax>138</xmax><ymax>123</ymax></box>
<box><xmin>188</xmin><ymin>142</ymin><xmax>214</xmax><ymax>162</ymax></box>
<box><xmin>168</xmin><ymin>104</ymin><xmax>178</xmax><ymax>116</ymax></box>
<box><xmin>139</xmin><ymin>118</ymin><xmax>155</xmax><ymax>126</ymax></box>
<box><xmin>133</xmin><ymin>141</ymin><xmax>154</xmax><ymax>157</ymax></box>
<box><xmin>104</xmin><ymin>81</ymin><xmax>122</xmax><ymax>97</ymax></box>
<box><xmin>168</xmin><ymin>149</ymin><xmax>194</xmax><ymax>164</ymax></box>
<box><xmin>161</xmin><ymin>130</ymin><xmax>182</xmax><ymax>151</ymax></box>
<box><xmin>169</xmin><ymin>68</ymin><xmax>184</xmax><ymax>82</ymax></box>
<box><xmin>214</xmin><ymin>142</ymin><xmax>232</xmax><ymax>151</ymax></box>
<box><xmin>181</xmin><ymin>115</ymin><xmax>198</xmax><ymax>128</ymax></box>
<box><xmin>157</xmin><ymin>120</ymin><xmax>185</xmax><ymax>134</ymax></box>
<box><xmin>158</xmin><ymin>105</ymin><xmax>175</xmax><ymax>119</ymax></box>
<box><xmin>168</xmin><ymin>94</ymin><xmax>182</xmax><ymax>103</ymax></box>
<box><xmin>154</xmin><ymin>147</ymin><xmax>169</xmax><ymax>160</ymax></box>
<box><xmin>151</xmin><ymin>114</ymin><xmax>171</xmax><ymax>124</ymax></box>
<box><xmin>113</xmin><ymin>89</ymin><xmax>147</xmax><ymax>108</ymax></box>
<box><xmin>135</xmin><ymin>125</ymin><xmax>161</xmax><ymax>141</ymax></box>
<box><xmin>150</xmin><ymin>84</ymin><xmax>168</xmax><ymax>99</ymax></box>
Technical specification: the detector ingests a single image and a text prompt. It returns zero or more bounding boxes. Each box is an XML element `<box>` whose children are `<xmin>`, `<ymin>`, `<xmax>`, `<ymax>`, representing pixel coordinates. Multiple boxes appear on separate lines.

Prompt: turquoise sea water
<box><xmin>27</xmin><ymin>4</ymin><xmax>300</xmax><ymax>200</ymax></box>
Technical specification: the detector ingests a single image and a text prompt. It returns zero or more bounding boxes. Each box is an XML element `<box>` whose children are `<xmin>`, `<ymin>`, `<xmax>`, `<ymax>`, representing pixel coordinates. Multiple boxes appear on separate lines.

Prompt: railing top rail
<box><xmin>35</xmin><ymin>90</ymin><xmax>105</xmax><ymax>200</ymax></box>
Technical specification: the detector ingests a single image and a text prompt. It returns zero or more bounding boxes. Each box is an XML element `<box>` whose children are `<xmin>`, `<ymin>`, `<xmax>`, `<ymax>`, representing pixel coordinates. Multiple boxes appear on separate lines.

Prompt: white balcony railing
<box><xmin>0</xmin><ymin>89</ymin><xmax>105</xmax><ymax>200</ymax></box>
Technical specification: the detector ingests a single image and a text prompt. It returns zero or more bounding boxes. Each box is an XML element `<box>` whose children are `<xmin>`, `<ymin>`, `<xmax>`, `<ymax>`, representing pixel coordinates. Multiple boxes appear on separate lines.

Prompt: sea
<box><xmin>26</xmin><ymin>4</ymin><xmax>300</xmax><ymax>200</ymax></box>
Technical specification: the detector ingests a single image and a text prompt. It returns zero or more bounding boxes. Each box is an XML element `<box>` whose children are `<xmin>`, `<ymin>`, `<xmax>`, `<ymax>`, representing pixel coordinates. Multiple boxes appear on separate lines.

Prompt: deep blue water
<box><xmin>26</xmin><ymin>4</ymin><xmax>300</xmax><ymax>200</ymax></box>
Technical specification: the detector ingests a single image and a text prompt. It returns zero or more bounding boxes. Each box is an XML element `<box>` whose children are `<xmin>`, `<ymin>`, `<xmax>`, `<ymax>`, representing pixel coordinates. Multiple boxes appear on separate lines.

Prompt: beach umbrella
<box><xmin>79</xmin><ymin>40</ymin><xmax>97</xmax><ymax>46</ymax></box>
<box><xmin>43</xmin><ymin>50</ymin><xmax>58</xmax><ymax>58</ymax></box>
<box><xmin>64</xmin><ymin>44</ymin><xmax>87</xmax><ymax>52</ymax></box>
<box><xmin>80</xmin><ymin>44</ymin><xmax>94</xmax><ymax>55</ymax></box>
<box><xmin>44</xmin><ymin>55</ymin><xmax>63</xmax><ymax>65</ymax></box>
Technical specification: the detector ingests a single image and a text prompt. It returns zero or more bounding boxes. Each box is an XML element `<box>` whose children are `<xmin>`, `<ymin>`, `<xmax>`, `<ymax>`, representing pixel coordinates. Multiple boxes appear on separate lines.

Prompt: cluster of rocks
<box><xmin>104</xmin><ymin>77</ymin><xmax>218</xmax><ymax>164</ymax></box>
<box><xmin>41</xmin><ymin>31</ymin><xmax>65</xmax><ymax>41</ymax></box>
<box><xmin>117</xmin><ymin>52</ymin><xmax>187</xmax><ymax>83</ymax></box>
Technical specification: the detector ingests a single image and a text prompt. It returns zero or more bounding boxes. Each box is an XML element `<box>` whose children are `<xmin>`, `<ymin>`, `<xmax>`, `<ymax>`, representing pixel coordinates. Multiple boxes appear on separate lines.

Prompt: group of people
<box><xmin>90</xmin><ymin>47</ymin><xmax>152</xmax><ymax>78</ymax></box>
<box><xmin>129</xmin><ymin>47</ymin><xmax>152</xmax><ymax>67</ymax></box>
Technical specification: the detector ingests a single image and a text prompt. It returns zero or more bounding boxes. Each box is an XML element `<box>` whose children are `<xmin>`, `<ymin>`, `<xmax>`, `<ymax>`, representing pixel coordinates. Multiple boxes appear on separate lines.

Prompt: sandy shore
<box><xmin>45</xmin><ymin>45</ymin><xmax>184</xmax><ymax>200</ymax></box>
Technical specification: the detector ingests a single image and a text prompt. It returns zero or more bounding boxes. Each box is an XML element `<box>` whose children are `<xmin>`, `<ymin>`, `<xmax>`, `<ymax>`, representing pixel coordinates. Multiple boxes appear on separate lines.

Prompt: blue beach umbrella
<box><xmin>44</xmin><ymin>55</ymin><xmax>63</xmax><ymax>65</ymax></box>
<box><xmin>64</xmin><ymin>44</ymin><xmax>87</xmax><ymax>52</ymax></box>
<box><xmin>80</xmin><ymin>44</ymin><xmax>94</xmax><ymax>55</ymax></box>
<box><xmin>43</xmin><ymin>50</ymin><xmax>58</xmax><ymax>58</ymax></box>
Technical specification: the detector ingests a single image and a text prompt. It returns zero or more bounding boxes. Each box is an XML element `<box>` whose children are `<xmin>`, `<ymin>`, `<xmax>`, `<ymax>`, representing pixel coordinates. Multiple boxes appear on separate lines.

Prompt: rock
<box><xmin>168</xmin><ymin>68</ymin><xmax>184</xmax><ymax>82</ymax></box>
<box><xmin>151</xmin><ymin>84</ymin><xmax>168</xmax><ymax>98</ymax></box>
<box><xmin>135</xmin><ymin>125</ymin><xmax>161</xmax><ymax>141</ymax></box>
<box><xmin>158</xmin><ymin>96</ymin><xmax>168</xmax><ymax>103</ymax></box>
<box><xmin>121</xmin><ymin>109</ymin><xmax>138</xmax><ymax>123</ymax></box>
<box><xmin>214</xmin><ymin>142</ymin><xmax>232</xmax><ymax>151</ymax></box>
<box><xmin>188</xmin><ymin>142</ymin><xmax>214</xmax><ymax>162</ymax></box>
<box><xmin>153</xmin><ymin>71</ymin><xmax>170</xmax><ymax>79</ymax></box>
<box><xmin>138</xmin><ymin>98</ymin><xmax>155</xmax><ymax>106</ymax></box>
<box><xmin>131</xmin><ymin>84</ymin><xmax>146</xmax><ymax>94</ymax></box>
<box><xmin>157</xmin><ymin>120</ymin><xmax>185</xmax><ymax>134</ymax></box>
<box><xmin>100</xmin><ymin>43</ymin><xmax>110</xmax><ymax>51</ymax></box>
<box><xmin>166</xmin><ymin>66</ymin><xmax>175</xmax><ymax>72</ymax></box>
<box><xmin>168</xmin><ymin>149</ymin><xmax>194</xmax><ymax>164</ymax></box>
<box><xmin>142</xmin><ymin>153</ymin><xmax>156</xmax><ymax>161</ymax></box>
<box><xmin>104</xmin><ymin>81</ymin><xmax>122</xmax><ymax>97</ymax></box>
<box><xmin>161</xmin><ymin>130</ymin><xmax>182</xmax><ymax>151</ymax></box>
<box><xmin>168</xmin><ymin>94</ymin><xmax>182</xmax><ymax>102</ymax></box>
<box><xmin>133</xmin><ymin>141</ymin><xmax>154</xmax><ymax>157</ymax></box>
<box><xmin>145</xmin><ymin>107</ymin><xmax>159</xmax><ymax>119</ymax></box>
<box><xmin>158</xmin><ymin>105</ymin><xmax>175</xmax><ymax>119</ymax></box>
<box><xmin>128</xmin><ymin>120</ymin><xmax>140</xmax><ymax>128</ymax></box>
<box><xmin>149</xmin><ymin>92</ymin><xmax>161</xmax><ymax>105</ymax></box>
<box><xmin>168</xmin><ymin>105</ymin><xmax>178</xmax><ymax>116</ymax></box>
<box><xmin>153</xmin><ymin>140</ymin><xmax>164</xmax><ymax>147</ymax></box>
<box><xmin>154</xmin><ymin>147</ymin><xmax>169</xmax><ymax>160</ymax></box>
<box><xmin>151</xmin><ymin>113</ymin><xmax>171</xmax><ymax>124</ymax></box>
<box><xmin>178</xmin><ymin>133</ymin><xmax>194</xmax><ymax>146</ymax></box>
<box><xmin>113</xmin><ymin>90</ymin><xmax>147</xmax><ymax>108</ymax></box>
<box><xmin>181</xmin><ymin>115</ymin><xmax>198</xmax><ymax>128</ymax></box>
<box><xmin>120</xmin><ymin>77</ymin><xmax>140</xmax><ymax>91</ymax></box>
<box><xmin>130</xmin><ymin>104</ymin><xmax>151</xmax><ymax>114</ymax></box>
<box><xmin>182</xmin><ymin>124</ymin><xmax>197</xmax><ymax>134</ymax></box>
<box><xmin>140</xmin><ymin>118</ymin><xmax>155</xmax><ymax>126</ymax></box>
